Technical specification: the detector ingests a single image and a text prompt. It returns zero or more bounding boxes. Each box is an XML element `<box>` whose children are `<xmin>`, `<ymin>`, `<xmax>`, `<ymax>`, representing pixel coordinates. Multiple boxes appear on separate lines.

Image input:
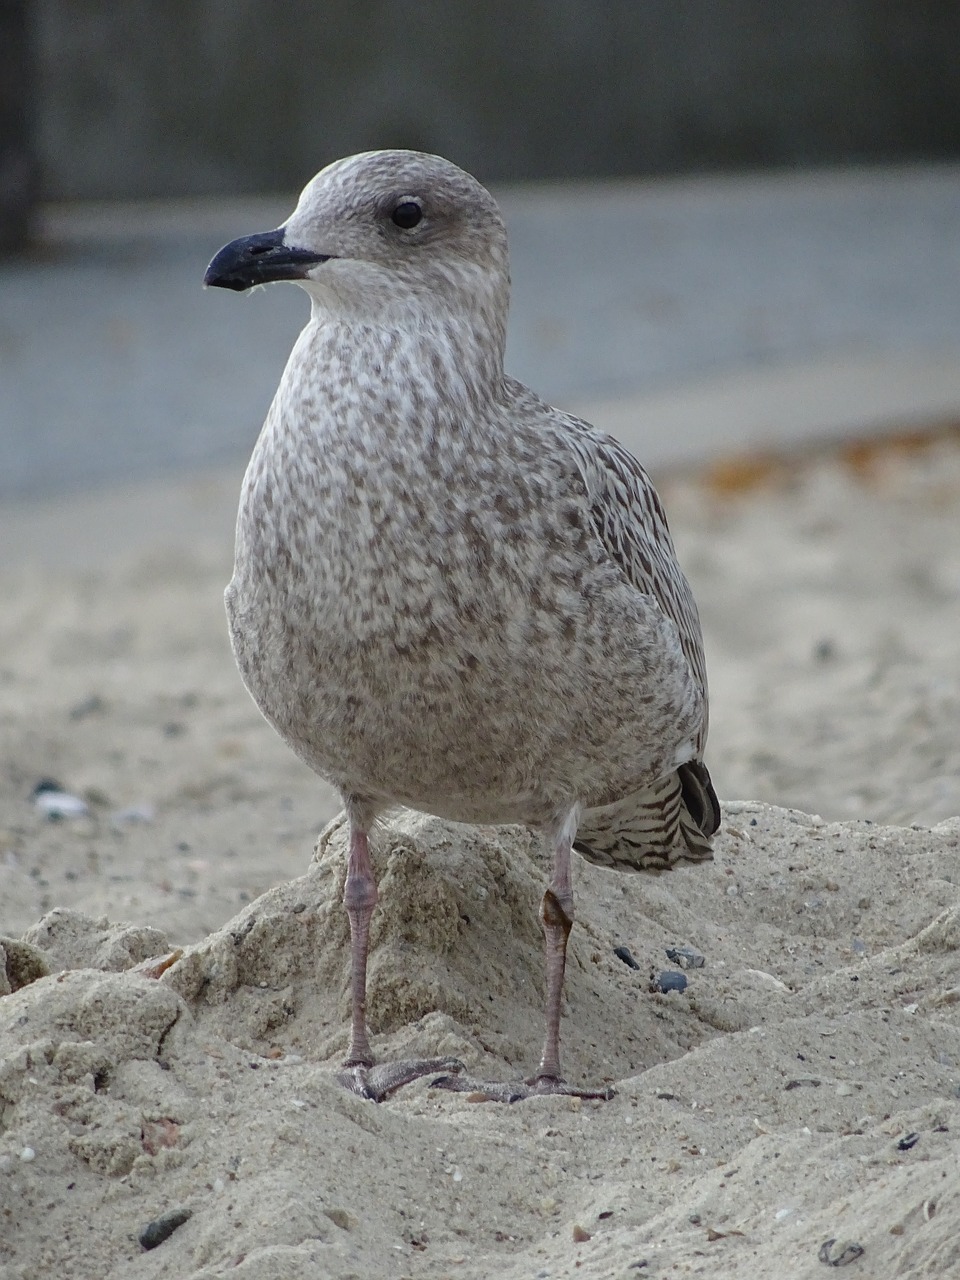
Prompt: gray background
<box><xmin>32</xmin><ymin>0</ymin><xmax>960</xmax><ymax>199</ymax></box>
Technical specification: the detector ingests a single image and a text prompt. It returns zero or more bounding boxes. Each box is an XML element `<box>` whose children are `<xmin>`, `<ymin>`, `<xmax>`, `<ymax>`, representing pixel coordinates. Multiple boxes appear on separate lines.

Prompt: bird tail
<box><xmin>574</xmin><ymin>760</ymin><xmax>720</xmax><ymax>872</ymax></box>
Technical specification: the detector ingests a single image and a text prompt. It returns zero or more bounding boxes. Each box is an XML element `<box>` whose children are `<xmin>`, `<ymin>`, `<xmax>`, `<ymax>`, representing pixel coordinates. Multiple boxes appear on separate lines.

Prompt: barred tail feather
<box><xmin>677</xmin><ymin>758</ymin><xmax>721</xmax><ymax>855</ymax></box>
<box><xmin>575</xmin><ymin>761</ymin><xmax>720</xmax><ymax>873</ymax></box>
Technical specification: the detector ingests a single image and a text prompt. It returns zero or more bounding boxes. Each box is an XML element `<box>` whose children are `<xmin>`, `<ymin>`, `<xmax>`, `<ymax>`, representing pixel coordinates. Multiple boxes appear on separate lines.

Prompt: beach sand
<box><xmin>2</xmin><ymin>434</ymin><xmax>960</xmax><ymax>1278</ymax></box>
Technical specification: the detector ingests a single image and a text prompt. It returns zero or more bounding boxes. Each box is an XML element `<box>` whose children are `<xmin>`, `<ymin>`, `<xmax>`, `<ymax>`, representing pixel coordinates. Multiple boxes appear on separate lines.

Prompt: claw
<box><xmin>335</xmin><ymin>1057</ymin><xmax>465</xmax><ymax>1103</ymax></box>
<box><xmin>430</xmin><ymin>1072</ymin><xmax>615</xmax><ymax>1103</ymax></box>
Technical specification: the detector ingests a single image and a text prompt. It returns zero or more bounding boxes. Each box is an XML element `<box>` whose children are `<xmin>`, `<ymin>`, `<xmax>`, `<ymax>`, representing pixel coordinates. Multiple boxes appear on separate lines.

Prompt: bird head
<box><xmin>203</xmin><ymin>150</ymin><xmax>510</xmax><ymax>341</ymax></box>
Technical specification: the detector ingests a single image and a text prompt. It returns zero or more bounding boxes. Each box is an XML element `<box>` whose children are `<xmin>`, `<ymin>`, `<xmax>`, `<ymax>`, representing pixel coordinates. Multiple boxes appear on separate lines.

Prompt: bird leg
<box><xmin>334</xmin><ymin>820</ymin><xmax>462</xmax><ymax>1102</ymax></box>
<box><xmin>342</xmin><ymin>824</ymin><xmax>377</xmax><ymax>1069</ymax></box>
<box><xmin>535</xmin><ymin>875</ymin><xmax>574</xmax><ymax>1083</ymax></box>
<box><xmin>432</xmin><ymin>807</ymin><xmax>614</xmax><ymax>1102</ymax></box>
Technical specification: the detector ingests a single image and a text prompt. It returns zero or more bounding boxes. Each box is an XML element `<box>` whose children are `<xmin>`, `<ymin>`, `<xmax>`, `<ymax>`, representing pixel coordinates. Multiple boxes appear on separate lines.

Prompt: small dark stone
<box><xmin>69</xmin><ymin>695</ymin><xmax>107</xmax><ymax>720</ymax></box>
<box><xmin>614</xmin><ymin>945</ymin><xmax>640</xmax><ymax>970</ymax></box>
<box><xmin>818</xmin><ymin>1238</ymin><xmax>864</xmax><ymax>1266</ymax></box>
<box><xmin>653</xmin><ymin>970</ymin><xmax>687</xmax><ymax>994</ymax></box>
<box><xmin>30</xmin><ymin>778</ymin><xmax>64</xmax><ymax>798</ymax></box>
<box><xmin>230</xmin><ymin>915</ymin><xmax>257</xmax><ymax>944</ymax></box>
<box><xmin>139</xmin><ymin>1208</ymin><xmax>191</xmax><ymax>1251</ymax></box>
<box><xmin>750</xmin><ymin>818</ymin><xmax>758</xmax><ymax>826</ymax></box>
<box><xmin>665</xmin><ymin>945</ymin><xmax>705</xmax><ymax>969</ymax></box>
<box><xmin>897</xmin><ymin>1132</ymin><xmax>920</xmax><ymax>1151</ymax></box>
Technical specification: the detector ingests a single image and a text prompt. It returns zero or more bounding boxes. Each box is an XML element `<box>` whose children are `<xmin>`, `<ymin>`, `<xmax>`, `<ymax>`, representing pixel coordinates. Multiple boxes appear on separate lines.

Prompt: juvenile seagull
<box><xmin>204</xmin><ymin>150</ymin><xmax>720</xmax><ymax>1102</ymax></box>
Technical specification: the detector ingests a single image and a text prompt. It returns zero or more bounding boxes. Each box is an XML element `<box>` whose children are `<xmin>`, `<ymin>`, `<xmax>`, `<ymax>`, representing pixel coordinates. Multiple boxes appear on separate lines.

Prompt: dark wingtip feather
<box><xmin>678</xmin><ymin>759</ymin><xmax>721</xmax><ymax>839</ymax></box>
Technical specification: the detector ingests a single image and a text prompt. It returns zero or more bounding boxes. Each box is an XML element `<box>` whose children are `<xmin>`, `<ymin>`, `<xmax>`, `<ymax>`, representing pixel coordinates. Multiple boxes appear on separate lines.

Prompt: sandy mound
<box><xmin>4</xmin><ymin>804</ymin><xmax>960</xmax><ymax>1279</ymax></box>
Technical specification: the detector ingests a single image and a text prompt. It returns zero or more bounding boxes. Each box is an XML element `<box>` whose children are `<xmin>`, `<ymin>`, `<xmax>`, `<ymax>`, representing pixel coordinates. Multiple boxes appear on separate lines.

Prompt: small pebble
<box><xmin>139</xmin><ymin>1208</ymin><xmax>192</xmax><ymax>1251</ymax></box>
<box><xmin>897</xmin><ymin>1132</ymin><xmax>919</xmax><ymax>1151</ymax></box>
<box><xmin>614</xmin><ymin>945</ymin><xmax>640</xmax><ymax>970</ymax></box>
<box><xmin>818</xmin><ymin>1238</ymin><xmax>865</xmax><ymax>1266</ymax></box>
<box><xmin>653</xmin><ymin>970</ymin><xmax>687</xmax><ymax>994</ymax></box>
<box><xmin>31</xmin><ymin>780</ymin><xmax>89</xmax><ymax>819</ymax></box>
<box><xmin>20</xmin><ymin>1146</ymin><xmax>36</xmax><ymax>1162</ymax></box>
<box><xmin>665</xmin><ymin>945</ymin><xmax>705</xmax><ymax>970</ymax></box>
<box><xmin>572</xmin><ymin>1224</ymin><xmax>592</xmax><ymax>1242</ymax></box>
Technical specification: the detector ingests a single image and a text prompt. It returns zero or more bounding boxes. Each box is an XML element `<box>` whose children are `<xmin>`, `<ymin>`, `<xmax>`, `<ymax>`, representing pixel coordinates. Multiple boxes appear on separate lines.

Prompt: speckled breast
<box><xmin>224</xmin><ymin>379</ymin><xmax>701</xmax><ymax>822</ymax></box>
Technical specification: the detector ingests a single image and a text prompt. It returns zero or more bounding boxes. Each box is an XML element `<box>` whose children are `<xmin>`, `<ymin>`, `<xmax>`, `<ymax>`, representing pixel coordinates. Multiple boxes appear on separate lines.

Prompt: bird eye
<box><xmin>391</xmin><ymin>200</ymin><xmax>423</xmax><ymax>229</ymax></box>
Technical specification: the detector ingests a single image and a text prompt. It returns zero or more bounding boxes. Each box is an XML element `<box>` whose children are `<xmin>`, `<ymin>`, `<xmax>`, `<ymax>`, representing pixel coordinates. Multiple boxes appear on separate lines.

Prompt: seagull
<box><xmin>204</xmin><ymin>150</ymin><xmax>720</xmax><ymax>1102</ymax></box>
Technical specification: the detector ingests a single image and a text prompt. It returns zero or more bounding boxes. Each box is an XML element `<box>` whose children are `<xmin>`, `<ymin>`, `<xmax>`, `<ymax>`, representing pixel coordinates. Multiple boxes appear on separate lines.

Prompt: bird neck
<box><xmin>305</xmin><ymin>309</ymin><xmax>507</xmax><ymax>413</ymax></box>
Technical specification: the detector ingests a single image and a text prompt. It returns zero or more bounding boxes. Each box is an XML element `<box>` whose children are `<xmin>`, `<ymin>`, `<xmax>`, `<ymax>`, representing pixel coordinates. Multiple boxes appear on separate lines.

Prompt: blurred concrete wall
<box><xmin>34</xmin><ymin>0</ymin><xmax>960</xmax><ymax>199</ymax></box>
<box><xmin>1</xmin><ymin>1</ymin><xmax>38</xmax><ymax>246</ymax></box>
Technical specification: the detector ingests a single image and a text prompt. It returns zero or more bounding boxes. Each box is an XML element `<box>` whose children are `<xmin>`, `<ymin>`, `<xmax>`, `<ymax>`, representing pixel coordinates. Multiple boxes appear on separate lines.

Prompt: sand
<box><xmin>2</xmin><ymin>434</ymin><xmax>960</xmax><ymax>1278</ymax></box>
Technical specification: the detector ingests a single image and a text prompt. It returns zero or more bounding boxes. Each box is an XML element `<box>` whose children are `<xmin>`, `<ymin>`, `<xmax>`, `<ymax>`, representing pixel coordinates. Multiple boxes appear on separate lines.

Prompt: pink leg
<box><xmin>335</xmin><ymin>812</ymin><xmax>463</xmax><ymax>1102</ymax></box>
<box><xmin>433</xmin><ymin>804</ymin><xmax>614</xmax><ymax>1102</ymax></box>
<box><xmin>342</xmin><ymin>825</ymin><xmax>377</xmax><ymax>1068</ymax></box>
<box><xmin>534</xmin><ymin>835</ymin><xmax>574</xmax><ymax>1083</ymax></box>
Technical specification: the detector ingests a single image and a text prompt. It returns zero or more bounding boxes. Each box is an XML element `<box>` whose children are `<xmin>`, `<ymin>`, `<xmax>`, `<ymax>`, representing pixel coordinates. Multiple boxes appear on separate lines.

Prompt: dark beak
<box><xmin>203</xmin><ymin>229</ymin><xmax>332</xmax><ymax>291</ymax></box>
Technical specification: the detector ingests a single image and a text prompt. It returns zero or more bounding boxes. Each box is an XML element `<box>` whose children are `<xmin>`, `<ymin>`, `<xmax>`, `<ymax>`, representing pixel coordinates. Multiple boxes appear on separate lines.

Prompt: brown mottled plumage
<box><xmin>204</xmin><ymin>150</ymin><xmax>719</xmax><ymax>1102</ymax></box>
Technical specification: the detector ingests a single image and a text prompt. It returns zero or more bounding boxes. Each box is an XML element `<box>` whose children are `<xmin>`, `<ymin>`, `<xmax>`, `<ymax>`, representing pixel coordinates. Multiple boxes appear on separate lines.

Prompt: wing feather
<box><xmin>554</xmin><ymin>412</ymin><xmax>709</xmax><ymax>745</ymax></box>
